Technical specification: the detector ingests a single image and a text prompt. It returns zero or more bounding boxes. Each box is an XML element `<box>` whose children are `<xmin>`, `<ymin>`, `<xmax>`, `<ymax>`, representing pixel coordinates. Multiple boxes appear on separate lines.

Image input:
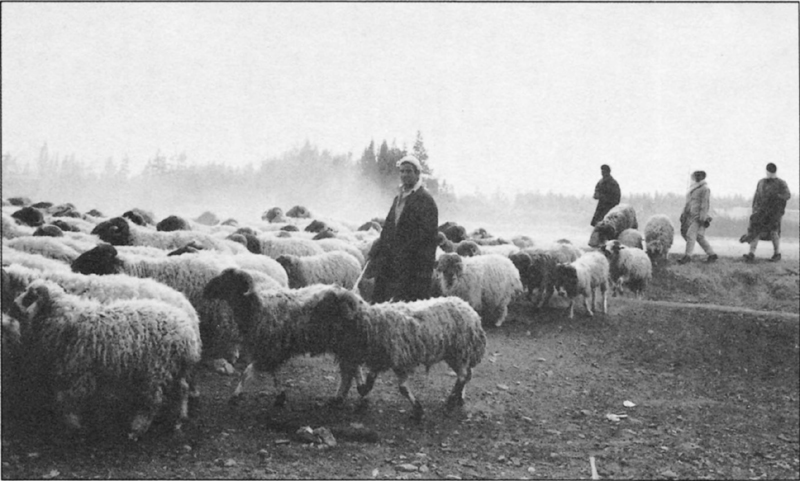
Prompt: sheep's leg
<box><xmin>129</xmin><ymin>385</ymin><xmax>163</xmax><ymax>441</ymax></box>
<box><xmin>272</xmin><ymin>373</ymin><xmax>287</xmax><ymax>408</ymax></box>
<box><xmin>445</xmin><ymin>366</ymin><xmax>472</xmax><ymax>410</ymax></box>
<box><xmin>329</xmin><ymin>361</ymin><xmax>360</xmax><ymax>406</ymax></box>
<box><xmin>537</xmin><ymin>284</ymin><xmax>555</xmax><ymax>310</ymax></box>
<box><xmin>583</xmin><ymin>292</ymin><xmax>595</xmax><ymax>317</ymax></box>
<box><xmin>357</xmin><ymin>369</ymin><xmax>379</xmax><ymax>398</ymax></box>
<box><xmin>395</xmin><ymin>370</ymin><xmax>423</xmax><ymax>421</ymax></box>
<box><xmin>567</xmin><ymin>299</ymin><xmax>575</xmax><ymax>319</ymax></box>
<box><xmin>601</xmin><ymin>284</ymin><xmax>608</xmax><ymax>314</ymax></box>
<box><xmin>177</xmin><ymin>378</ymin><xmax>190</xmax><ymax>422</ymax></box>
<box><xmin>493</xmin><ymin>304</ymin><xmax>509</xmax><ymax>327</ymax></box>
<box><xmin>55</xmin><ymin>390</ymin><xmax>83</xmax><ymax>431</ymax></box>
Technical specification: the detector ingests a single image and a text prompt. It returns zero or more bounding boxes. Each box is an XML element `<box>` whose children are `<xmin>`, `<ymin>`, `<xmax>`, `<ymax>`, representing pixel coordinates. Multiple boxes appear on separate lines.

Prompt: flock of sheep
<box><xmin>1</xmin><ymin>197</ymin><xmax>675</xmax><ymax>440</ymax></box>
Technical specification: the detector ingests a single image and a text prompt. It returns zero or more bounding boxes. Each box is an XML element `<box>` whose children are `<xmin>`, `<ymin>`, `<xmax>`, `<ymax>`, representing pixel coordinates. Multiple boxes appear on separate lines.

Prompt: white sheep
<box><xmin>275</xmin><ymin>251</ymin><xmax>362</xmax><ymax>289</ymax></box>
<box><xmin>551</xmin><ymin>251</ymin><xmax>610</xmax><ymax>319</ymax></box>
<box><xmin>5</xmin><ymin>236</ymin><xmax>83</xmax><ymax>264</ymax></box>
<box><xmin>202</xmin><ymin>268</ymin><xmax>336</xmax><ymax>406</ymax></box>
<box><xmin>2</xmin><ymin>213</ymin><xmax>35</xmax><ymax>239</ymax></box>
<box><xmin>644</xmin><ymin>214</ymin><xmax>675</xmax><ymax>264</ymax></box>
<box><xmin>2</xmin><ymin>245</ymin><xmax>73</xmax><ymax>273</ymax></box>
<box><xmin>91</xmin><ymin>216</ymin><xmax>247</xmax><ymax>255</ymax></box>
<box><xmin>602</xmin><ymin>240</ymin><xmax>652</xmax><ymax>298</ymax></box>
<box><xmin>257</xmin><ymin>235</ymin><xmax>326</xmax><ymax>259</ymax></box>
<box><xmin>588</xmin><ymin>203</ymin><xmax>638</xmax><ymax>248</ymax></box>
<box><xmin>70</xmin><ymin>244</ymin><xmax>253</xmax><ymax>363</ymax></box>
<box><xmin>617</xmin><ymin>228</ymin><xmax>644</xmax><ymax>249</ymax></box>
<box><xmin>308</xmin><ymin>286</ymin><xmax>486</xmax><ymax>420</ymax></box>
<box><xmin>476</xmin><ymin>244</ymin><xmax>521</xmax><ymax>257</ymax></box>
<box><xmin>11</xmin><ymin>279</ymin><xmax>201</xmax><ymax>440</ymax></box>
<box><xmin>436</xmin><ymin>253</ymin><xmax>523</xmax><ymax>327</ymax></box>
<box><xmin>314</xmin><ymin>237</ymin><xmax>366</xmax><ymax>266</ymax></box>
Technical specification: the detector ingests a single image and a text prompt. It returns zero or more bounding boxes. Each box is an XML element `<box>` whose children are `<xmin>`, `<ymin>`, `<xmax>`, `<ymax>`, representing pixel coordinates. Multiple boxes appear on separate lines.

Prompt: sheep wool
<box><xmin>552</xmin><ymin>251</ymin><xmax>610</xmax><ymax>319</ymax></box>
<box><xmin>603</xmin><ymin>240</ymin><xmax>652</xmax><ymax>298</ymax></box>
<box><xmin>13</xmin><ymin>280</ymin><xmax>201</xmax><ymax>440</ymax></box>
<box><xmin>276</xmin><ymin>251</ymin><xmax>362</xmax><ymax>289</ymax></box>
<box><xmin>5</xmin><ymin>236</ymin><xmax>83</xmax><ymax>264</ymax></box>
<box><xmin>436</xmin><ymin>253</ymin><xmax>523</xmax><ymax>327</ymax></box>
<box><xmin>314</xmin><ymin>238</ymin><xmax>366</xmax><ymax>266</ymax></box>
<box><xmin>2</xmin><ymin>213</ymin><xmax>35</xmax><ymax>239</ymax></box>
<box><xmin>644</xmin><ymin>214</ymin><xmax>675</xmax><ymax>263</ymax></box>
<box><xmin>2</xmin><ymin>246</ymin><xmax>74</xmax><ymax>273</ymax></box>
<box><xmin>309</xmin><ymin>287</ymin><xmax>486</xmax><ymax>419</ymax></box>
<box><xmin>588</xmin><ymin>204</ymin><xmax>638</xmax><ymax>248</ymax></box>
<box><xmin>617</xmin><ymin>229</ymin><xmax>644</xmax><ymax>249</ymax></box>
<box><xmin>258</xmin><ymin>235</ymin><xmax>326</xmax><ymax>259</ymax></box>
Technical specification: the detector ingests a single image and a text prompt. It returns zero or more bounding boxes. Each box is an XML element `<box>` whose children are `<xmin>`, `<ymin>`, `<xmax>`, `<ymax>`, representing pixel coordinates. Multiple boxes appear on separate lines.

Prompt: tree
<box><xmin>412</xmin><ymin>130</ymin><xmax>432</xmax><ymax>175</ymax></box>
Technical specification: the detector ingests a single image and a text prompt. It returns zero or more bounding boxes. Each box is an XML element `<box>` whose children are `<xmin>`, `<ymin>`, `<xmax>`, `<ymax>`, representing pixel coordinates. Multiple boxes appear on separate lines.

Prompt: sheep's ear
<box><xmin>238</xmin><ymin>270</ymin><xmax>256</xmax><ymax>296</ymax></box>
<box><xmin>340</xmin><ymin>290</ymin><xmax>360</xmax><ymax>321</ymax></box>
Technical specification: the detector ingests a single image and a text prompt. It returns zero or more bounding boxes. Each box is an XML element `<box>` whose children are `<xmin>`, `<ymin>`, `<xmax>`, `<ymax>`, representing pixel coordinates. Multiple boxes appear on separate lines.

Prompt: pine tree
<box><xmin>412</xmin><ymin>130</ymin><xmax>432</xmax><ymax>175</ymax></box>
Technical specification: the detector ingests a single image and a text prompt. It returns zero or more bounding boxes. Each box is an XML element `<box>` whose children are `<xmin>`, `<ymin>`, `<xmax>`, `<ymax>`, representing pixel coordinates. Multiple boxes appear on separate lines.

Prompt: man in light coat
<box><xmin>741</xmin><ymin>163</ymin><xmax>792</xmax><ymax>262</ymax></box>
<box><xmin>678</xmin><ymin>170</ymin><xmax>718</xmax><ymax>264</ymax></box>
<box><xmin>370</xmin><ymin>155</ymin><xmax>439</xmax><ymax>303</ymax></box>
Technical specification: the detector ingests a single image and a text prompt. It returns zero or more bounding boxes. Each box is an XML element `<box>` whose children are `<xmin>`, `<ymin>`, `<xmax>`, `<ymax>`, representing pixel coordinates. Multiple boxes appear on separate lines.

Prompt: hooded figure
<box><xmin>678</xmin><ymin>170</ymin><xmax>717</xmax><ymax>264</ymax></box>
<box><xmin>590</xmin><ymin>165</ymin><xmax>621</xmax><ymax>227</ymax></box>
<box><xmin>741</xmin><ymin>163</ymin><xmax>792</xmax><ymax>262</ymax></box>
<box><xmin>370</xmin><ymin>155</ymin><xmax>439</xmax><ymax>303</ymax></box>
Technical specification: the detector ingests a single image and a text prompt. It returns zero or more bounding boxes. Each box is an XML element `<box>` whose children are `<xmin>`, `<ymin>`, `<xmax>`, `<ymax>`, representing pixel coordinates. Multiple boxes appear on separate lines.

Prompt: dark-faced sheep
<box><xmin>286</xmin><ymin>205</ymin><xmax>312</xmax><ymax>219</ymax></box>
<box><xmin>263</xmin><ymin>207</ymin><xmax>286</xmax><ymax>223</ymax></box>
<box><xmin>11</xmin><ymin>207</ymin><xmax>44</xmax><ymax>227</ymax></box>
<box><xmin>588</xmin><ymin>203</ymin><xmax>638</xmax><ymax>248</ymax></box>
<box><xmin>157</xmin><ymin>215</ymin><xmax>192</xmax><ymax>232</ymax></box>
<box><xmin>91</xmin><ymin>217</ymin><xmax>246</xmax><ymax>254</ymax></box>
<box><xmin>602</xmin><ymin>240</ymin><xmax>652</xmax><ymax>298</ymax></box>
<box><xmin>551</xmin><ymin>251</ymin><xmax>610</xmax><ymax>319</ymax></box>
<box><xmin>309</xmin><ymin>287</ymin><xmax>486</xmax><ymax>420</ymax></box>
<box><xmin>34</xmin><ymin>225</ymin><xmax>64</xmax><ymax>237</ymax></box>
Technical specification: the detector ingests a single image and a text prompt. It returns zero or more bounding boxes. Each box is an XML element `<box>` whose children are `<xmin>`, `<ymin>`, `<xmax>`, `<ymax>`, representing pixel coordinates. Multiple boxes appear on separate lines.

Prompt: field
<box><xmin>2</xmin><ymin>248</ymin><xmax>799</xmax><ymax>480</ymax></box>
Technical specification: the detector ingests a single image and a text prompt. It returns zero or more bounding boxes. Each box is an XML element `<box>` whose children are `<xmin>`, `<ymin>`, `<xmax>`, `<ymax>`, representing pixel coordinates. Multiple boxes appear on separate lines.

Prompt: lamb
<box><xmin>436</xmin><ymin>253</ymin><xmax>523</xmax><ymax>327</ymax></box>
<box><xmin>91</xmin><ymin>216</ymin><xmax>247</xmax><ymax>255</ymax></box>
<box><xmin>276</xmin><ymin>251</ymin><xmax>362</xmax><ymax>289</ymax></box>
<box><xmin>11</xmin><ymin>280</ymin><xmax>201</xmax><ymax>440</ymax></box>
<box><xmin>551</xmin><ymin>251</ymin><xmax>610</xmax><ymax>319</ymax></box>
<box><xmin>644</xmin><ymin>214</ymin><xmax>675</xmax><ymax>264</ymax></box>
<box><xmin>202</xmin><ymin>268</ymin><xmax>336</xmax><ymax>406</ymax></box>
<box><xmin>602</xmin><ymin>240</ymin><xmax>652</xmax><ymax>298</ymax></box>
<box><xmin>617</xmin><ymin>228</ymin><xmax>644</xmax><ymax>249</ymax></box>
<box><xmin>308</xmin><ymin>287</ymin><xmax>486</xmax><ymax>420</ymax></box>
<box><xmin>588</xmin><ymin>203</ymin><xmax>638</xmax><ymax>248</ymax></box>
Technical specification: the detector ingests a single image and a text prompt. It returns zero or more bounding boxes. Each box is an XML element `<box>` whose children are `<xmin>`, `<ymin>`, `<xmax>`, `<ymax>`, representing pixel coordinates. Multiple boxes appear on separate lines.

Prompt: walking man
<box><xmin>678</xmin><ymin>170</ymin><xmax>718</xmax><ymax>264</ymax></box>
<box><xmin>741</xmin><ymin>163</ymin><xmax>792</xmax><ymax>262</ymax></box>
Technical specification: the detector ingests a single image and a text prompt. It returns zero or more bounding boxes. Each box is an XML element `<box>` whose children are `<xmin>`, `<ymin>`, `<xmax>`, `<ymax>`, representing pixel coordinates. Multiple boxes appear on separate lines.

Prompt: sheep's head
<box><xmin>203</xmin><ymin>268</ymin><xmax>255</xmax><ymax>303</ymax></box>
<box><xmin>11</xmin><ymin>206</ymin><xmax>44</xmax><ymax>227</ymax></box>
<box><xmin>221</xmin><ymin>218</ymin><xmax>238</xmax><ymax>227</ymax></box>
<box><xmin>602</xmin><ymin>240</ymin><xmax>623</xmax><ymax>259</ymax></box>
<box><xmin>443</xmin><ymin>225</ymin><xmax>467</xmax><ymax>243</ymax></box>
<box><xmin>455</xmin><ymin>241</ymin><xmax>480</xmax><ymax>257</ymax></box>
<box><xmin>14</xmin><ymin>280</ymin><xmax>57</xmax><ymax>325</ymax></box>
<box><xmin>645</xmin><ymin>240</ymin><xmax>663</xmax><ymax>260</ymax></box>
<box><xmin>263</xmin><ymin>207</ymin><xmax>285</xmax><ymax>223</ymax></box>
<box><xmin>71</xmin><ymin>243</ymin><xmax>123</xmax><ymax>275</ymax></box>
<box><xmin>157</xmin><ymin>215</ymin><xmax>191</xmax><ymax>232</ymax></box>
<box><xmin>51</xmin><ymin>219</ymin><xmax>78</xmax><ymax>233</ymax></box>
<box><xmin>276</xmin><ymin>255</ymin><xmax>302</xmax><ymax>288</ymax></box>
<box><xmin>552</xmin><ymin>263</ymin><xmax>579</xmax><ymax>298</ymax></box>
<box><xmin>436</xmin><ymin>253</ymin><xmax>464</xmax><ymax>289</ymax></box>
<box><xmin>305</xmin><ymin>220</ymin><xmax>328</xmax><ymax>233</ymax></box>
<box><xmin>313</xmin><ymin>228</ymin><xmax>336</xmax><ymax>240</ymax></box>
<box><xmin>33</xmin><ymin>224</ymin><xmax>64</xmax><ymax>237</ymax></box>
<box><xmin>509</xmin><ymin>252</ymin><xmax>532</xmax><ymax>278</ymax></box>
<box><xmin>311</xmin><ymin>288</ymin><xmax>361</xmax><ymax>337</ymax></box>
<box><xmin>91</xmin><ymin>217</ymin><xmax>132</xmax><ymax>246</ymax></box>
<box><xmin>122</xmin><ymin>210</ymin><xmax>148</xmax><ymax>226</ymax></box>
<box><xmin>226</xmin><ymin>233</ymin><xmax>248</xmax><ymax>248</ymax></box>
<box><xmin>470</xmin><ymin>227</ymin><xmax>490</xmax><ymax>240</ymax></box>
<box><xmin>588</xmin><ymin>223</ymin><xmax>615</xmax><ymax>248</ymax></box>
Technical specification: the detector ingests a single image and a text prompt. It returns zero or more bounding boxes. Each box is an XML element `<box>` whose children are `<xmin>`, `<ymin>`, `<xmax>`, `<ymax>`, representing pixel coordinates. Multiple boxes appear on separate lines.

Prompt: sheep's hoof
<box><xmin>356</xmin><ymin>385</ymin><xmax>371</xmax><ymax>397</ymax></box>
<box><xmin>445</xmin><ymin>395</ymin><xmax>464</xmax><ymax>410</ymax></box>
<box><xmin>411</xmin><ymin>404</ymin><xmax>424</xmax><ymax>422</ymax></box>
<box><xmin>274</xmin><ymin>392</ymin><xmax>287</xmax><ymax>408</ymax></box>
<box><xmin>228</xmin><ymin>395</ymin><xmax>242</xmax><ymax>406</ymax></box>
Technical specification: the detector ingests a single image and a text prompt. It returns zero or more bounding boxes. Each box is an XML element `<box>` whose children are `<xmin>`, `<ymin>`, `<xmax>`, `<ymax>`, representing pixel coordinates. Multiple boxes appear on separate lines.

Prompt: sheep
<box><xmin>3</xmin><ymin>213</ymin><xmax>35</xmax><ymax>239</ymax></box>
<box><xmin>157</xmin><ymin>215</ymin><xmax>192</xmax><ymax>232</ymax></box>
<box><xmin>286</xmin><ymin>205</ymin><xmax>312</xmax><ymax>218</ymax></box>
<box><xmin>511</xmin><ymin>235</ymin><xmax>535</xmax><ymax>249</ymax></box>
<box><xmin>7</xmin><ymin>196</ymin><xmax>32</xmax><ymax>207</ymax></box>
<box><xmin>358</xmin><ymin>221</ymin><xmax>381</xmax><ymax>232</ymax></box>
<box><xmin>122</xmin><ymin>208</ymin><xmax>156</xmax><ymax>226</ymax></box>
<box><xmin>2</xmin><ymin>246</ymin><xmax>73</xmax><ymax>273</ymax></box>
<box><xmin>510</xmin><ymin>244</ymin><xmax>583</xmax><ymax>310</ymax></box>
<box><xmin>602</xmin><ymin>240</ymin><xmax>652</xmax><ymax>298</ymax></box>
<box><xmin>308</xmin><ymin>287</ymin><xmax>486</xmax><ymax>419</ymax></box>
<box><xmin>91</xmin><ymin>216</ymin><xmax>247</xmax><ymax>255</ymax></box>
<box><xmin>257</xmin><ymin>235</ymin><xmax>326</xmax><ymax>259</ymax></box>
<box><xmin>33</xmin><ymin>224</ymin><xmax>64</xmax><ymax>237</ymax></box>
<box><xmin>436</xmin><ymin>253</ymin><xmax>523</xmax><ymax>327</ymax></box>
<box><xmin>439</xmin><ymin>222</ymin><xmax>468</xmax><ymax>243</ymax></box>
<box><xmin>50</xmin><ymin>219</ymin><xmax>81</xmax><ymax>233</ymax></box>
<box><xmin>11</xmin><ymin>206</ymin><xmax>45</xmax><ymax>227</ymax></box>
<box><xmin>314</xmin><ymin>237</ymin><xmax>366</xmax><ymax>266</ymax></box>
<box><xmin>588</xmin><ymin>203</ymin><xmax>638</xmax><ymax>248</ymax></box>
<box><xmin>5</xmin><ymin>236</ymin><xmax>83</xmax><ymax>264</ymax></box>
<box><xmin>70</xmin><ymin>243</ymin><xmax>250</xmax><ymax>362</ymax></box>
<box><xmin>194</xmin><ymin>211</ymin><xmax>220</xmax><ymax>226</ymax></box>
<box><xmin>276</xmin><ymin>251</ymin><xmax>362</xmax><ymax>289</ymax></box>
<box><xmin>437</xmin><ymin>232</ymin><xmax>480</xmax><ymax>257</ymax></box>
<box><xmin>11</xmin><ymin>279</ymin><xmax>201</xmax><ymax>440</ymax></box>
<box><xmin>644</xmin><ymin>214</ymin><xmax>675</xmax><ymax>264</ymax></box>
<box><xmin>617</xmin><ymin>228</ymin><xmax>644</xmax><ymax>249</ymax></box>
<box><xmin>47</xmin><ymin>216</ymin><xmax>96</xmax><ymax>233</ymax></box>
<box><xmin>202</xmin><ymin>268</ymin><xmax>336</xmax><ymax>406</ymax></box>
<box><xmin>551</xmin><ymin>251</ymin><xmax>610</xmax><ymax>319</ymax></box>
<box><xmin>263</xmin><ymin>207</ymin><xmax>286</xmax><ymax>223</ymax></box>
<box><xmin>477</xmin><ymin>244</ymin><xmax>520</xmax><ymax>257</ymax></box>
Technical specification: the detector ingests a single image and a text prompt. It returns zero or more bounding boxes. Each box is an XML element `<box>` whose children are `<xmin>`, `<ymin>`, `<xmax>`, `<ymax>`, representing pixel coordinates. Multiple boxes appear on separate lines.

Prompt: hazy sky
<box><xmin>2</xmin><ymin>3</ymin><xmax>798</xmax><ymax>198</ymax></box>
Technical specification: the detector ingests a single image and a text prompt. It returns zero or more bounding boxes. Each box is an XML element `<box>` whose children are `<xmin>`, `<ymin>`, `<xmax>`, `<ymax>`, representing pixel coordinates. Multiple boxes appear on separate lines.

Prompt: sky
<box><xmin>2</xmin><ymin>3</ymin><xmax>798</xmax><ymax>199</ymax></box>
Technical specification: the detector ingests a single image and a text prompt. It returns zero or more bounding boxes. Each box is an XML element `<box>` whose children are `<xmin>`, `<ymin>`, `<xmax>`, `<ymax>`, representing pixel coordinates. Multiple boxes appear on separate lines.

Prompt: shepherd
<box><xmin>678</xmin><ymin>170</ymin><xmax>718</xmax><ymax>265</ymax></box>
<box><xmin>740</xmin><ymin>163</ymin><xmax>792</xmax><ymax>263</ymax></box>
<box><xmin>590</xmin><ymin>165</ymin><xmax>621</xmax><ymax>227</ymax></box>
<box><xmin>369</xmin><ymin>155</ymin><xmax>439</xmax><ymax>303</ymax></box>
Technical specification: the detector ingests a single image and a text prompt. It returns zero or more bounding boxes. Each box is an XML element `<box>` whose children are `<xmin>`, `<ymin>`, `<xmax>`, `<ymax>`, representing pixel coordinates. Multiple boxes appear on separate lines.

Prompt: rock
<box><xmin>211</xmin><ymin>358</ymin><xmax>236</xmax><ymax>375</ymax></box>
<box><xmin>313</xmin><ymin>427</ymin><xmax>337</xmax><ymax>447</ymax></box>
<box><xmin>258</xmin><ymin>449</ymin><xmax>270</xmax><ymax>457</ymax></box>
<box><xmin>660</xmin><ymin>469</ymin><xmax>679</xmax><ymax>478</ymax></box>
<box><xmin>419</xmin><ymin>465</ymin><xmax>429</xmax><ymax>474</ymax></box>
<box><xmin>397</xmin><ymin>464</ymin><xmax>418</xmax><ymax>472</ymax></box>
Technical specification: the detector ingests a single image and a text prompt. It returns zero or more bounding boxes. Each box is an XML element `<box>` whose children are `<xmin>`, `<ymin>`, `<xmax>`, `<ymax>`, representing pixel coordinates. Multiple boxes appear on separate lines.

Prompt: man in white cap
<box><xmin>369</xmin><ymin>154</ymin><xmax>439</xmax><ymax>302</ymax></box>
<box><xmin>741</xmin><ymin>162</ymin><xmax>792</xmax><ymax>262</ymax></box>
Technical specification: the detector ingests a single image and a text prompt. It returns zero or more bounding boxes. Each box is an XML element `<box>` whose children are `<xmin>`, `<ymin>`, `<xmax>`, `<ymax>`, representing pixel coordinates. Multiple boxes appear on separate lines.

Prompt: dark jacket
<box><xmin>371</xmin><ymin>186</ymin><xmax>438</xmax><ymax>303</ymax></box>
<box><xmin>742</xmin><ymin>176</ymin><xmax>792</xmax><ymax>241</ymax></box>
<box><xmin>590</xmin><ymin>175</ymin><xmax>621</xmax><ymax>226</ymax></box>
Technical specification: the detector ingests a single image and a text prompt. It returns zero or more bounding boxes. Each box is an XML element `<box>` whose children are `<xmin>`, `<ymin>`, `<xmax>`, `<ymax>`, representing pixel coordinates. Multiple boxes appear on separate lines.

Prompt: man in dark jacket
<box><xmin>370</xmin><ymin>155</ymin><xmax>439</xmax><ymax>303</ymax></box>
<box><xmin>590</xmin><ymin>164</ymin><xmax>621</xmax><ymax>226</ymax></box>
<box><xmin>741</xmin><ymin>163</ymin><xmax>792</xmax><ymax>262</ymax></box>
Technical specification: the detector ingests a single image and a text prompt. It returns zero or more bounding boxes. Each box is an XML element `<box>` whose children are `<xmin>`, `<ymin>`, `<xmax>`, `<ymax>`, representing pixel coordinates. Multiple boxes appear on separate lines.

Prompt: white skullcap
<box><xmin>396</xmin><ymin>155</ymin><xmax>421</xmax><ymax>171</ymax></box>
